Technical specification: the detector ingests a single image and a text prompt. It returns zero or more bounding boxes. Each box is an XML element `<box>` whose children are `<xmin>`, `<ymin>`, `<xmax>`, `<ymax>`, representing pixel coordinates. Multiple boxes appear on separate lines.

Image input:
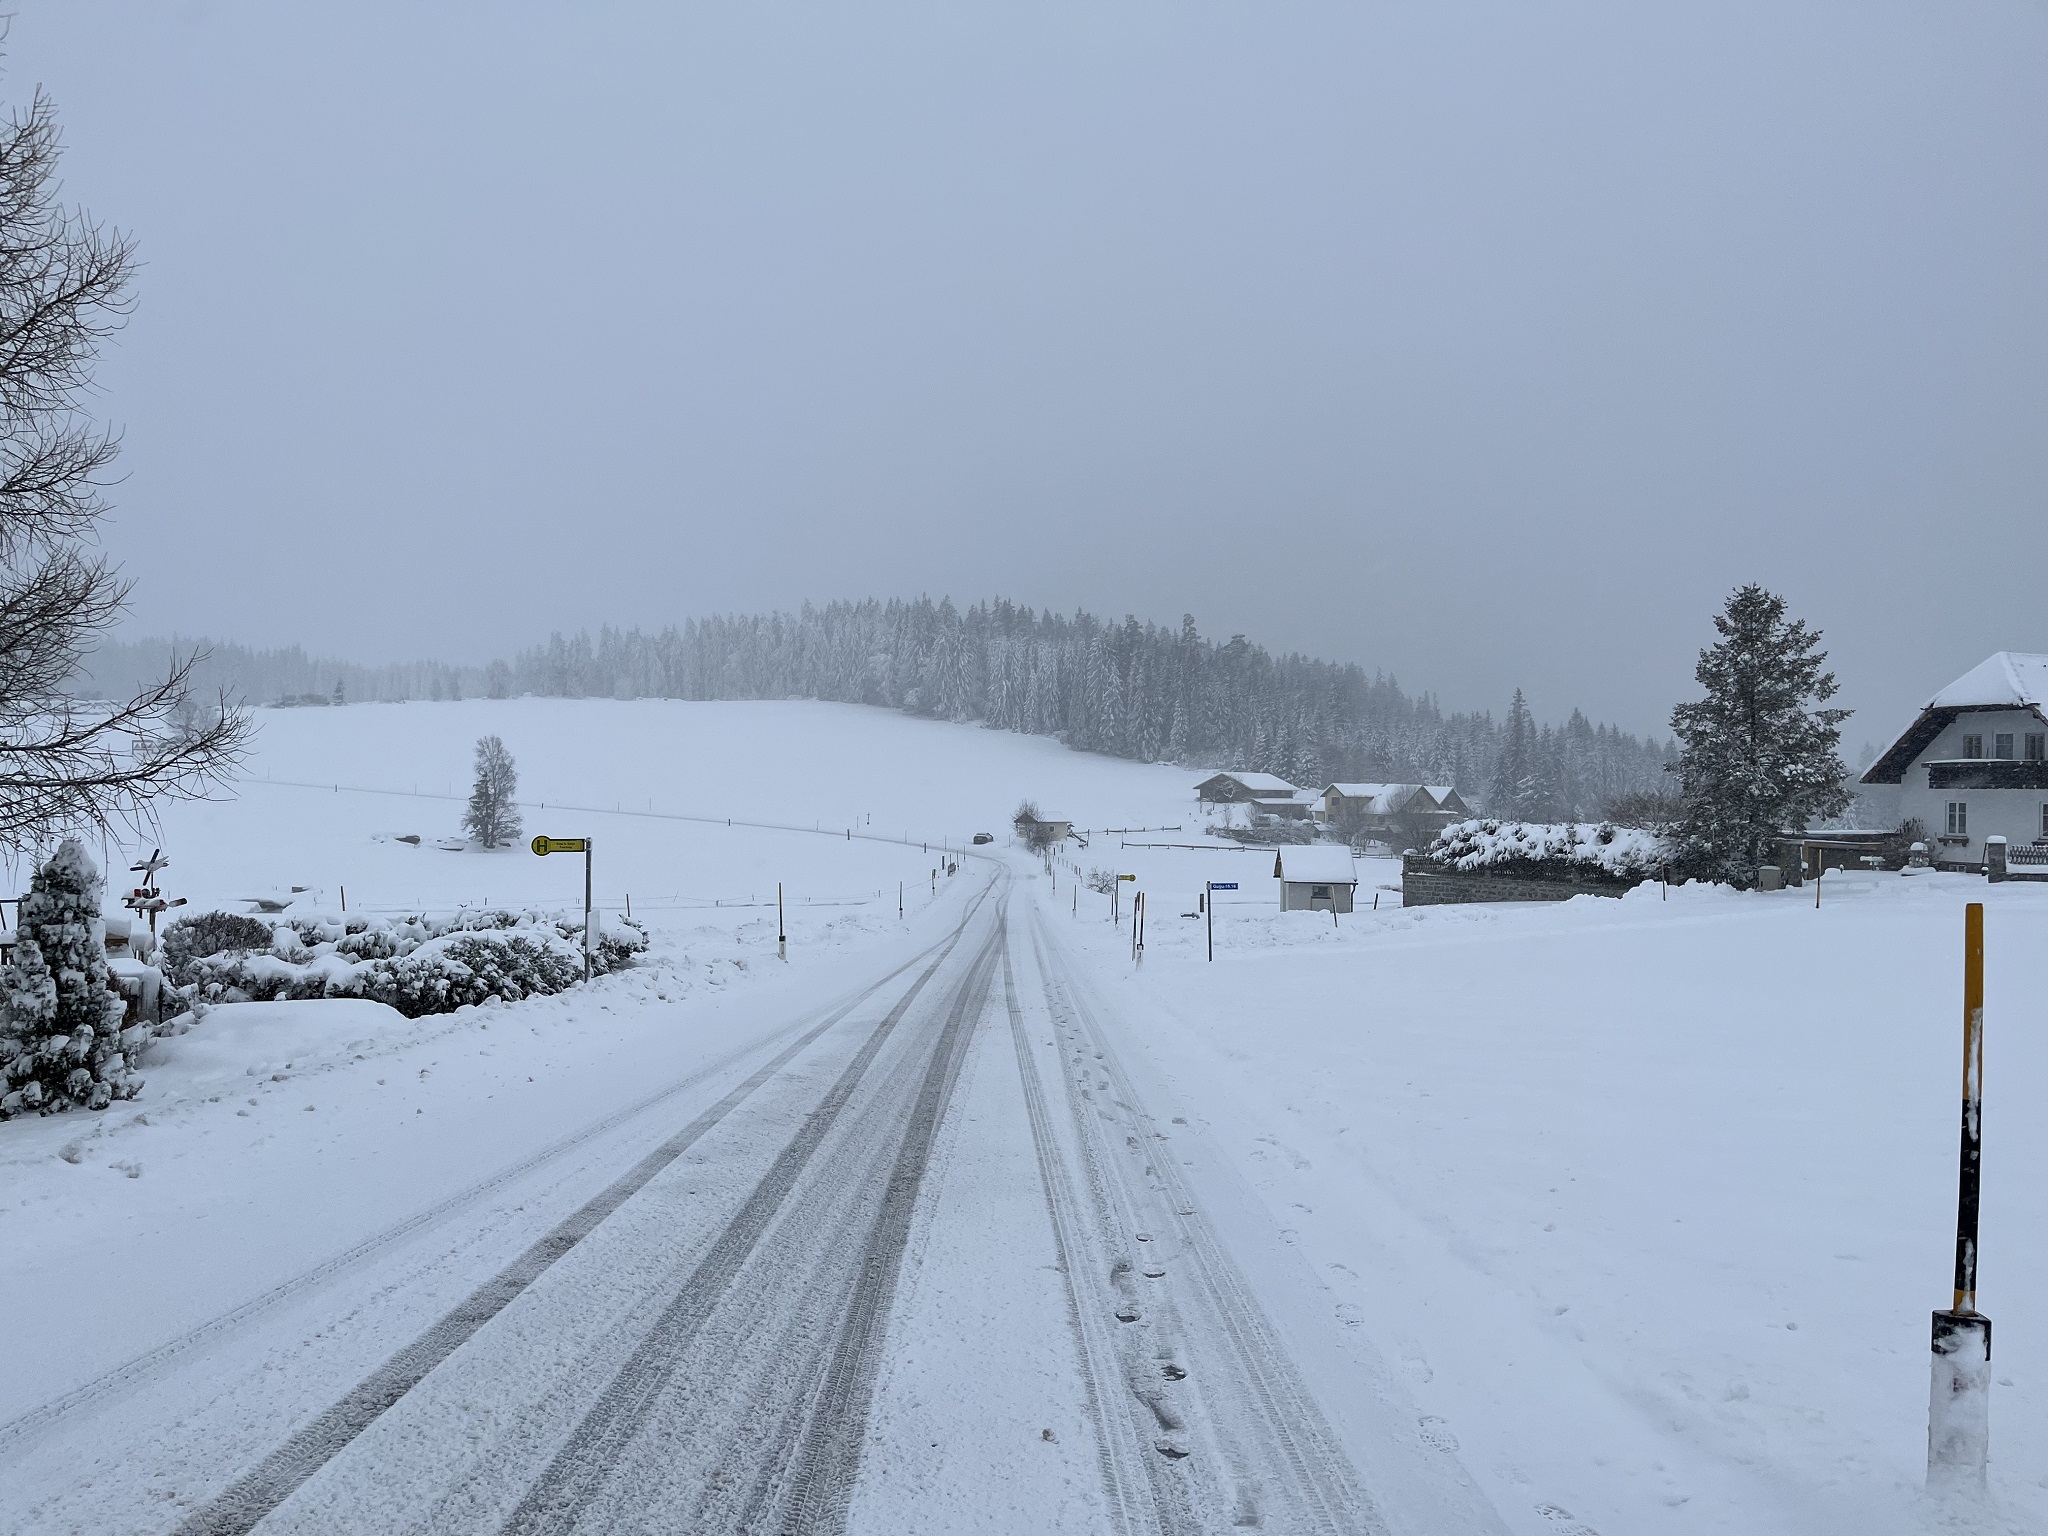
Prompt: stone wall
<box><xmin>1400</xmin><ymin>854</ymin><xmax>1643</xmax><ymax>907</ymax></box>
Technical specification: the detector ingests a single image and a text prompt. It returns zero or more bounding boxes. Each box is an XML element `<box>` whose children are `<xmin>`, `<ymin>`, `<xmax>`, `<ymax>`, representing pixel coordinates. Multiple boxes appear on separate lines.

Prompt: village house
<box><xmin>1194</xmin><ymin>771</ymin><xmax>1302</xmax><ymax>805</ymax></box>
<box><xmin>1314</xmin><ymin>783</ymin><xmax>1469</xmax><ymax>845</ymax></box>
<box><xmin>1861</xmin><ymin>652</ymin><xmax>2048</xmax><ymax>873</ymax></box>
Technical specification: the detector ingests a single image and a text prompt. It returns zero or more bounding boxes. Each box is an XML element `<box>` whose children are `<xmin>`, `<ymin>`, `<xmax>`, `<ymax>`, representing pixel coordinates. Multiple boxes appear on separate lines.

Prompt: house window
<box><xmin>1995</xmin><ymin>733</ymin><xmax>2015</xmax><ymax>760</ymax></box>
<box><xmin>2029</xmin><ymin>733</ymin><xmax>2046</xmax><ymax>762</ymax></box>
<box><xmin>1962</xmin><ymin>734</ymin><xmax>1984</xmax><ymax>759</ymax></box>
<box><xmin>2041</xmin><ymin>803</ymin><xmax>2048</xmax><ymax>839</ymax></box>
<box><xmin>1947</xmin><ymin>801</ymin><xmax>1968</xmax><ymax>837</ymax></box>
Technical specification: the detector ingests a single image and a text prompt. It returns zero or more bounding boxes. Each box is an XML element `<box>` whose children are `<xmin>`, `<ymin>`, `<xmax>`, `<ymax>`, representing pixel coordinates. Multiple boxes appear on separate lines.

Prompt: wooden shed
<box><xmin>1272</xmin><ymin>846</ymin><xmax>1359</xmax><ymax>913</ymax></box>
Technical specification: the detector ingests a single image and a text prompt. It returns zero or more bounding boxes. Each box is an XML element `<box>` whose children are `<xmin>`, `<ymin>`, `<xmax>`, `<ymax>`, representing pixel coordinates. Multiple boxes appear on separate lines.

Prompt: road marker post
<box><xmin>530</xmin><ymin>835</ymin><xmax>594</xmax><ymax>980</ymax></box>
<box><xmin>778</xmin><ymin>882</ymin><xmax>787</xmax><ymax>961</ymax></box>
<box><xmin>1929</xmin><ymin>901</ymin><xmax>1991</xmax><ymax>1493</ymax></box>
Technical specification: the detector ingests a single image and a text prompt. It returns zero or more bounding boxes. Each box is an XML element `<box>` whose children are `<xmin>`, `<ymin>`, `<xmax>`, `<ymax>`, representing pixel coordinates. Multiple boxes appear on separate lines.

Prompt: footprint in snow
<box><xmin>1418</xmin><ymin>1415</ymin><xmax>1458</xmax><ymax>1453</ymax></box>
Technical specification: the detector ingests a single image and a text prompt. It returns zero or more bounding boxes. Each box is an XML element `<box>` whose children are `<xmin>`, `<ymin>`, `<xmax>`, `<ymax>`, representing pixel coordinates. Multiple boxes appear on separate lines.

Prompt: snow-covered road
<box><xmin>5</xmin><ymin>855</ymin><xmax>1491</xmax><ymax>1534</ymax></box>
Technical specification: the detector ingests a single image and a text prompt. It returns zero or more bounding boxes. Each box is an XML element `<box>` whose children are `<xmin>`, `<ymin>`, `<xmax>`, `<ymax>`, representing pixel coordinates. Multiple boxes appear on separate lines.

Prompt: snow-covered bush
<box><xmin>1</xmin><ymin>840</ymin><xmax>142</xmax><ymax>1117</ymax></box>
<box><xmin>160</xmin><ymin>906</ymin><xmax>647</xmax><ymax>1018</ymax></box>
<box><xmin>160</xmin><ymin>910</ymin><xmax>274</xmax><ymax>975</ymax></box>
<box><xmin>1426</xmin><ymin>819</ymin><xmax>1668</xmax><ymax>882</ymax></box>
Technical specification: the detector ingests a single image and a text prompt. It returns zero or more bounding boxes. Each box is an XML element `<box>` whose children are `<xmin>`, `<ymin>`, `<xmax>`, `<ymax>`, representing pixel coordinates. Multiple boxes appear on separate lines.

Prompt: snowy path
<box><xmin>5</xmin><ymin>855</ymin><xmax>1494</xmax><ymax>1534</ymax></box>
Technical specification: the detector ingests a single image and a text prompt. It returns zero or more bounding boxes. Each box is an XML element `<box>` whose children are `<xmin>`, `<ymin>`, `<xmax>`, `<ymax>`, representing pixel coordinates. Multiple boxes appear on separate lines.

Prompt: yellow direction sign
<box><xmin>1117</xmin><ymin>873</ymin><xmax>1137</xmax><ymax>881</ymax></box>
<box><xmin>532</xmin><ymin>836</ymin><xmax>588</xmax><ymax>856</ymax></box>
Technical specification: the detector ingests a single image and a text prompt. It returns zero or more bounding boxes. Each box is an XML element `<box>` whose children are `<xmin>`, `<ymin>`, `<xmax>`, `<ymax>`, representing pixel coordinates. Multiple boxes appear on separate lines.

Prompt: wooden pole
<box><xmin>777</xmin><ymin>882</ymin><xmax>786</xmax><ymax>961</ymax></box>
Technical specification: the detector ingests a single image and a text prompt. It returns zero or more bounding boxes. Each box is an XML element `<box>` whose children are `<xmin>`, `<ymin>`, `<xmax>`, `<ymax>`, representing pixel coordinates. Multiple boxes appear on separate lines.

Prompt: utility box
<box><xmin>1757</xmin><ymin>865</ymin><xmax>1783</xmax><ymax>891</ymax></box>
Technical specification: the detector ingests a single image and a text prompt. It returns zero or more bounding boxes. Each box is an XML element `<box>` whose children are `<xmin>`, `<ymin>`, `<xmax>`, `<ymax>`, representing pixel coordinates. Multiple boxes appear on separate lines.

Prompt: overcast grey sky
<box><xmin>10</xmin><ymin>2</ymin><xmax>2045</xmax><ymax>742</ymax></box>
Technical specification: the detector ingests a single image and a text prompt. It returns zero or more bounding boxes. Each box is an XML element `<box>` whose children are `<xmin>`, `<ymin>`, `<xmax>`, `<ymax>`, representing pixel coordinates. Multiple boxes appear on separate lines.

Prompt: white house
<box><xmin>1861</xmin><ymin>652</ymin><xmax>2048</xmax><ymax>871</ymax></box>
<box><xmin>1272</xmin><ymin>846</ymin><xmax>1359</xmax><ymax>912</ymax></box>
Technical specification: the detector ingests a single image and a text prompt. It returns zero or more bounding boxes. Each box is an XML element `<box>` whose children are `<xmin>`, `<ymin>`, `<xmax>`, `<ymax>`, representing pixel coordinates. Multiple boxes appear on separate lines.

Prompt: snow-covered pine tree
<box><xmin>0</xmin><ymin>936</ymin><xmax>56</xmax><ymax>1114</ymax></box>
<box><xmin>462</xmin><ymin>735</ymin><xmax>523</xmax><ymax>848</ymax></box>
<box><xmin>1669</xmin><ymin>584</ymin><xmax>1850</xmax><ymax>885</ymax></box>
<box><xmin>1488</xmin><ymin>689</ymin><xmax>1535</xmax><ymax>814</ymax></box>
<box><xmin>0</xmin><ymin>839</ymin><xmax>135</xmax><ymax>1115</ymax></box>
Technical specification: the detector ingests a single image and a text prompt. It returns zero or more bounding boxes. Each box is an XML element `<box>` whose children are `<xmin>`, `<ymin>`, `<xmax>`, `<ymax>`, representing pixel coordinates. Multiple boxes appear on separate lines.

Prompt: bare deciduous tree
<box><xmin>0</xmin><ymin>72</ymin><xmax>246</xmax><ymax>853</ymax></box>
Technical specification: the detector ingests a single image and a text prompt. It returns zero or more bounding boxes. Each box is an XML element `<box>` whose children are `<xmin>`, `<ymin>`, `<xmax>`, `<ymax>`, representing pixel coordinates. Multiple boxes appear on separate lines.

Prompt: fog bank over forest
<box><xmin>81</xmin><ymin>599</ymin><xmax>1678</xmax><ymax>820</ymax></box>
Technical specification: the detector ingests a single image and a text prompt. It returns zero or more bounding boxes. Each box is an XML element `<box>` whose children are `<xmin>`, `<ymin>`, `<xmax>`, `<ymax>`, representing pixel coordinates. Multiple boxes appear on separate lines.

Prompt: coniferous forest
<box><xmin>79</xmin><ymin>599</ymin><xmax>1675</xmax><ymax>818</ymax></box>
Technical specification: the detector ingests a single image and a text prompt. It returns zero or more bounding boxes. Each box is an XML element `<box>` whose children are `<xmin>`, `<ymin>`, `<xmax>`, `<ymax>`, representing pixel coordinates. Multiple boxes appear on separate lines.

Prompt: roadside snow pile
<box><xmin>161</xmin><ymin>907</ymin><xmax>648</xmax><ymax>1016</ymax></box>
<box><xmin>1427</xmin><ymin>819</ymin><xmax>1667</xmax><ymax>881</ymax></box>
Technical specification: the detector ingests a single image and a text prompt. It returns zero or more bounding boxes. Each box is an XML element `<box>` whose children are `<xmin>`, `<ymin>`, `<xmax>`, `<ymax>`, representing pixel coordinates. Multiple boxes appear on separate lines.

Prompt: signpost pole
<box><xmin>778</xmin><ymin>882</ymin><xmax>786</xmax><ymax>961</ymax></box>
<box><xmin>583</xmin><ymin>839</ymin><xmax>594</xmax><ymax>982</ymax></box>
<box><xmin>1205</xmin><ymin>881</ymin><xmax>1237</xmax><ymax>960</ymax></box>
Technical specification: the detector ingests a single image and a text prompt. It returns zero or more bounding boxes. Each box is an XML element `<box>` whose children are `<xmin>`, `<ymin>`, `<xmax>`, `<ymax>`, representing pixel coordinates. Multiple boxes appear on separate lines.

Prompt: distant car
<box><xmin>971</xmin><ymin>831</ymin><xmax>994</xmax><ymax>845</ymax></box>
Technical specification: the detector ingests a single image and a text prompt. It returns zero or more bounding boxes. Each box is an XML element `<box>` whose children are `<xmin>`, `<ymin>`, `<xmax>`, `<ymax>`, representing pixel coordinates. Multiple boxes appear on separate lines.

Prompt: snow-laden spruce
<box><xmin>462</xmin><ymin>735</ymin><xmax>521</xmax><ymax>848</ymax></box>
<box><xmin>0</xmin><ymin>839</ymin><xmax>144</xmax><ymax>1116</ymax></box>
<box><xmin>1428</xmin><ymin>818</ymin><xmax>1667</xmax><ymax>880</ymax></box>
<box><xmin>162</xmin><ymin>906</ymin><xmax>646</xmax><ymax>1017</ymax></box>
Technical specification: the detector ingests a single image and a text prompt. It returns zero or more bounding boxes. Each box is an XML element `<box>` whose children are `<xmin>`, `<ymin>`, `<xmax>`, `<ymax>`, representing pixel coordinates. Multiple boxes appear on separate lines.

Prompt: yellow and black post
<box><xmin>530</xmin><ymin>834</ymin><xmax>595</xmax><ymax>982</ymax></box>
<box><xmin>1929</xmin><ymin>901</ymin><xmax>1991</xmax><ymax>1492</ymax></box>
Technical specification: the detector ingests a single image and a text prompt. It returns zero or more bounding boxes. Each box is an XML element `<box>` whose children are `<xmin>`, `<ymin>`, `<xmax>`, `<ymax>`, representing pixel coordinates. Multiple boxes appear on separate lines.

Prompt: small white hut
<box><xmin>1272</xmin><ymin>846</ymin><xmax>1359</xmax><ymax>913</ymax></box>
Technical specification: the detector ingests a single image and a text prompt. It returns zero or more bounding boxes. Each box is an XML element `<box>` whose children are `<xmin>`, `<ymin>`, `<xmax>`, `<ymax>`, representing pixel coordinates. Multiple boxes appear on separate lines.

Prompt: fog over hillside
<box><xmin>80</xmin><ymin>598</ymin><xmax>1675</xmax><ymax>818</ymax></box>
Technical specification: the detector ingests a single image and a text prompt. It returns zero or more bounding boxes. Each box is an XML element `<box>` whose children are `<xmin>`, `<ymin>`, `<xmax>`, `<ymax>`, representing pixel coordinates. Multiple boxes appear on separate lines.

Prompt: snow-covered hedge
<box><xmin>162</xmin><ymin>907</ymin><xmax>647</xmax><ymax>1017</ymax></box>
<box><xmin>1426</xmin><ymin>819</ymin><xmax>1668</xmax><ymax>881</ymax></box>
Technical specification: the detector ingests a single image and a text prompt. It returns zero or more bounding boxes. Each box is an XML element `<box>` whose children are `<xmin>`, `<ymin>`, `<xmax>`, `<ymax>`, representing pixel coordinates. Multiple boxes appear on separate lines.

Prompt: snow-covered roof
<box><xmin>1322</xmin><ymin>782</ymin><xmax>1429</xmax><ymax>814</ymax></box>
<box><xmin>1927</xmin><ymin>652</ymin><xmax>2048</xmax><ymax>709</ymax></box>
<box><xmin>1202</xmin><ymin>771</ymin><xmax>1299</xmax><ymax>794</ymax></box>
<box><xmin>1272</xmin><ymin>847</ymin><xmax>1359</xmax><ymax>884</ymax></box>
<box><xmin>1426</xmin><ymin>785</ymin><xmax>1462</xmax><ymax>804</ymax></box>
<box><xmin>1864</xmin><ymin>652</ymin><xmax>2048</xmax><ymax>784</ymax></box>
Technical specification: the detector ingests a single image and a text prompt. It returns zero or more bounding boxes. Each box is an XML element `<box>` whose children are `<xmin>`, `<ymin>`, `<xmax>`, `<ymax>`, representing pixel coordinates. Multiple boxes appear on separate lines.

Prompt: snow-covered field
<box><xmin>0</xmin><ymin>698</ymin><xmax>2038</xmax><ymax>1534</ymax></box>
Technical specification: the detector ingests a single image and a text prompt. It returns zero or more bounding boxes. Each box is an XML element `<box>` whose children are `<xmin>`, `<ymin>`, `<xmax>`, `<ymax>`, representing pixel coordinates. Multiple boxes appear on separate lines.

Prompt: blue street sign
<box><xmin>1209</xmin><ymin>881</ymin><xmax>1238</xmax><ymax>890</ymax></box>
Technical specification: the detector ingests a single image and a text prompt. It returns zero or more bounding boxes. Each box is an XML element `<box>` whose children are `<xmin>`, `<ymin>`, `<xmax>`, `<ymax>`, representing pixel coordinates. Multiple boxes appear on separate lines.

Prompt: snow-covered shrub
<box><xmin>1</xmin><ymin>840</ymin><xmax>141</xmax><ymax>1117</ymax></box>
<box><xmin>159</xmin><ymin>906</ymin><xmax>647</xmax><ymax>1018</ymax></box>
<box><xmin>1425</xmin><ymin>819</ymin><xmax>1668</xmax><ymax>882</ymax></box>
<box><xmin>160</xmin><ymin>911</ymin><xmax>274</xmax><ymax>975</ymax></box>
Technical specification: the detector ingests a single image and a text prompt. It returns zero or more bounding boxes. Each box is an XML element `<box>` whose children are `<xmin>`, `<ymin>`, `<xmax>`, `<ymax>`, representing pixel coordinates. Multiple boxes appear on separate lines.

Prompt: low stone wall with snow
<box><xmin>1399</xmin><ymin>854</ymin><xmax>1642</xmax><ymax>906</ymax></box>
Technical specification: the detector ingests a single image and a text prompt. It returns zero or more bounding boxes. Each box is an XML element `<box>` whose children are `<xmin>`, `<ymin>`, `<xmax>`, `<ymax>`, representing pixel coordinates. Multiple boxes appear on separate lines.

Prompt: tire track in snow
<box><xmin>1001</xmin><ymin>944</ymin><xmax>1164</xmax><ymax>1536</ymax></box>
<box><xmin>760</xmin><ymin>906</ymin><xmax>1004</xmax><ymax>1536</ymax></box>
<box><xmin>497</xmin><ymin>901</ymin><xmax>1006</xmax><ymax>1535</ymax></box>
<box><xmin>1028</xmin><ymin>906</ymin><xmax>1385</xmax><ymax>1536</ymax></box>
<box><xmin>170</xmin><ymin>882</ymin><xmax>997</xmax><ymax>1536</ymax></box>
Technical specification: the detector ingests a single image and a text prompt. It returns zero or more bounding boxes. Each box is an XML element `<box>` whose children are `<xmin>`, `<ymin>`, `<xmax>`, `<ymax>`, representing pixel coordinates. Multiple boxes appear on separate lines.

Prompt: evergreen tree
<box><xmin>463</xmin><ymin>735</ymin><xmax>522</xmax><ymax>848</ymax></box>
<box><xmin>0</xmin><ymin>839</ymin><xmax>134</xmax><ymax>1115</ymax></box>
<box><xmin>1669</xmin><ymin>585</ymin><xmax>1850</xmax><ymax>885</ymax></box>
<box><xmin>1488</xmin><ymin>690</ymin><xmax>1534</xmax><ymax>813</ymax></box>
